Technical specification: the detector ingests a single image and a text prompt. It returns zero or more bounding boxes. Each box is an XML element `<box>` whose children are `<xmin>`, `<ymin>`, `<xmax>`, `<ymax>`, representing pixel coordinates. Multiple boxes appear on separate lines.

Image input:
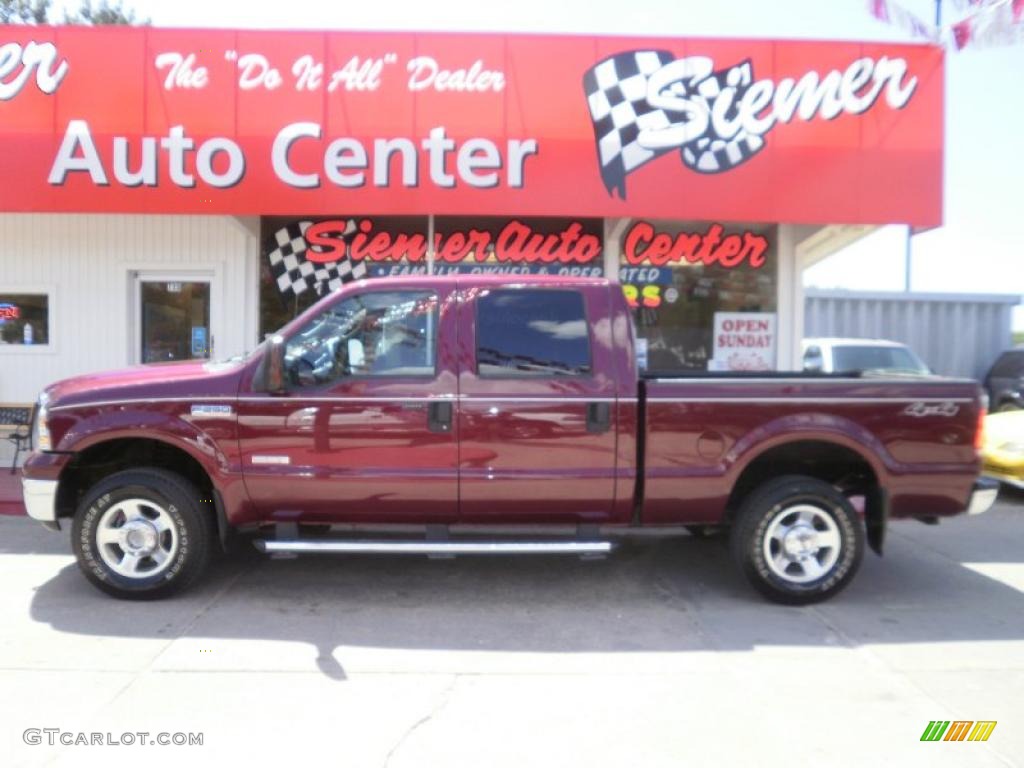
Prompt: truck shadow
<box><xmin>21</xmin><ymin>506</ymin><xmax>1024</xmax><ymax>681</ymax></box>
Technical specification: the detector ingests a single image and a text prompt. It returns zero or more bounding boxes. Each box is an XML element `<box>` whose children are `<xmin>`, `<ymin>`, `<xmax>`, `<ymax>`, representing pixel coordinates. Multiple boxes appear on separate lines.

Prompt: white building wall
<box><xmin>0</xmin><ymin>214</ymin><xmax>258</xmax><ymax>403</ymax></box>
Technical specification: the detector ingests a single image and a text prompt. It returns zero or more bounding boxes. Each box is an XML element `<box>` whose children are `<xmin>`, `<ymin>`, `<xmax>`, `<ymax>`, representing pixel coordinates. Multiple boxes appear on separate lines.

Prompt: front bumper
<box><xmin>967</xmin><ymin>477</ymin><xmax>1000</xmax><ymax>516</ymax></box>
<box><xmin>22</xmin><ymin>478</ymin><xmax>59</xmax><ymax>527</ymax></box>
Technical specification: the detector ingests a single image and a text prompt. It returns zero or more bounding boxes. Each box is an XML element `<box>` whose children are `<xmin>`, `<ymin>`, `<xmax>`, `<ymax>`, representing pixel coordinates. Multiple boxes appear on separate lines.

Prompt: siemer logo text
<box><xmin>0</xmin><ymin>40</ymin><xmax>68</xmax><ymax>101</ymax></box>
<box><xmin>584</xmin><ymin>51</ymin><xmax>918</xmax><ymax>196</ymax></box>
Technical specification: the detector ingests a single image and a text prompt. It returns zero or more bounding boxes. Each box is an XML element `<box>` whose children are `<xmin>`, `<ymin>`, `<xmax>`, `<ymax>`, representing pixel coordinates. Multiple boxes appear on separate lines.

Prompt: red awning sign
<box><xmin>0</xmin><ymin>27</ymin><xmax>944</xmax><ymax>226</ymax></box>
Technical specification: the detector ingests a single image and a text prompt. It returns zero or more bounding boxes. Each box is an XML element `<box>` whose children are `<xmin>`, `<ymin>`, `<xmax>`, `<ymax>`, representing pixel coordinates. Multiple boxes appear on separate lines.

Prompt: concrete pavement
<box><xmin>1</xmin><ymin>494</ymin><xmax>1022</xmax><ymax>767</ymax></box>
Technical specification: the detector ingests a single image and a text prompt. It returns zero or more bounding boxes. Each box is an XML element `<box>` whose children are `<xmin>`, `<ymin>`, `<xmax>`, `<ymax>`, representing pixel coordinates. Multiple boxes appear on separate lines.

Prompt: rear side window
<box><xmin>991</xmin><ymin>351</ymin><xmax>1024</xmax><ymax>377</ymax></box>
<box><xmin>476</xmin><ymin>289</ymin><xmax>591</xmax><ymax>377</ymax></box>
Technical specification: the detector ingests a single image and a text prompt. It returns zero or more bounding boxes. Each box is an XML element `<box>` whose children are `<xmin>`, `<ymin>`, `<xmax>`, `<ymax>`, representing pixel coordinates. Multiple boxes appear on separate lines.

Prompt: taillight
<box><xmin>975</xmin><ymin>406</ymin><xmax>987</xmax><ymax>451</ymax></box>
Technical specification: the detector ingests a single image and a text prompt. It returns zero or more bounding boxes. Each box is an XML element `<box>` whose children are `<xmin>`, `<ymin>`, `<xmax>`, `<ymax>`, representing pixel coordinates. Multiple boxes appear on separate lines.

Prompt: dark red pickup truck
<box><xmin>21</xmin><ymin>276</ymin><xmax>996</xmax><ymax>603</ymax></box>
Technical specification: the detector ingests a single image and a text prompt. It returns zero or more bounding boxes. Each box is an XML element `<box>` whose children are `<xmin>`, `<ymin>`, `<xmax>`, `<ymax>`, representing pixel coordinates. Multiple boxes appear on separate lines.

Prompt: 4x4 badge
<box><xmin>903</xmin><ymin>402</ymin><xmax>960</xmax><ymax>418</ymax></box>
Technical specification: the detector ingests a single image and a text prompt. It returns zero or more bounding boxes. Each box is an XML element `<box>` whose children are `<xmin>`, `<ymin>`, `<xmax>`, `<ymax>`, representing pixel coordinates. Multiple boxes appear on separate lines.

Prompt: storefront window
<box><xmin>432</xmin><ymin>217</ymin><xmax>603</xmax><ymax>277</ymax></box>
<box><xmin>0</xmin><ymin>293</ymin><xmax>49</xmax><ymax>346</ymax></box>
<box><xmin>258</xmin><ymin>215</ymin><xmax>604</xmax><ymax>340</ymax></box>
<box><xmin>618</xmin><ymin>220</ymin><xmax>777</xmax><ymax>373</ymax></box>
<box><xmin>259</xmin><ymin>216</ymin><xmax>428</xmax><ymax>339</ymax></box>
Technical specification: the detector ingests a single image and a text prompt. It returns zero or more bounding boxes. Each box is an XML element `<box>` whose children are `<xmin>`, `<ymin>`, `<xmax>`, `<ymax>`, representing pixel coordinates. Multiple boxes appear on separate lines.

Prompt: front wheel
<box><xmin>730</xmin><ymin>475</ymin><xmax>864</xmax><ymax>605</ymax></box>
<box><xmin>71</xmin><ymin>468</ymin><xmax>214</xmax><ymax>600</ymax></box>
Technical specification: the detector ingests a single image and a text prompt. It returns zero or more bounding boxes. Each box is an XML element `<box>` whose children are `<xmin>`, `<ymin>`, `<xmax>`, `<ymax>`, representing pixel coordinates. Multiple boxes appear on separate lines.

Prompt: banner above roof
<box><xmin>0</xmin><ymin>27</ymin><xmax>943</xmax><ymax>226</ymax></box>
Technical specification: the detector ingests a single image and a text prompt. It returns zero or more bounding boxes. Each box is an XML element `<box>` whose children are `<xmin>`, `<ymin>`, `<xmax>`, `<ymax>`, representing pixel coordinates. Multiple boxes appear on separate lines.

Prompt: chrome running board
<box><xmin>254</xmin><ymin>539</ymin><xmax>615</xmax><ymax>555</ymax></box>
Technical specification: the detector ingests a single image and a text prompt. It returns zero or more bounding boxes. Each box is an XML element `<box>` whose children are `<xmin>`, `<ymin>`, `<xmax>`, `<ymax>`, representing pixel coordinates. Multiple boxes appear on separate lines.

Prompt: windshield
<box><xmin>831</xmin><ymin>345</ymin><xmax>929</xmax><ymax>375</ymax></box>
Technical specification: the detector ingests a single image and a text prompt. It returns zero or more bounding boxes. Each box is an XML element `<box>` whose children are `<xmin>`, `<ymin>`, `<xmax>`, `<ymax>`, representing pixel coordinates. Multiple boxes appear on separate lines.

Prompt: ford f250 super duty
<box><xmin>20</xmin><ymin>276</ymin><xmax>998</xmax><ymax>603</ymax></box>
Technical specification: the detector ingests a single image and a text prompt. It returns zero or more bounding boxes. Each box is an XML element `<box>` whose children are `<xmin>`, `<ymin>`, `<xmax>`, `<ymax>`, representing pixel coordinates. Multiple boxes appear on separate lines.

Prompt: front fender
<box><xmin>50</xmin><ymin>405</ymin><xmax>231</xmax><ymax>478</ymax></box>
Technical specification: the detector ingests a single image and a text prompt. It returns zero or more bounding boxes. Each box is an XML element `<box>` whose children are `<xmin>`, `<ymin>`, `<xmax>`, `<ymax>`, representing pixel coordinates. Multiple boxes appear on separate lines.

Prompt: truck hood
<box><xmin>44</xmin><ymin>359</ymin><xmax>246</xmax><ymax>409</ymax></box>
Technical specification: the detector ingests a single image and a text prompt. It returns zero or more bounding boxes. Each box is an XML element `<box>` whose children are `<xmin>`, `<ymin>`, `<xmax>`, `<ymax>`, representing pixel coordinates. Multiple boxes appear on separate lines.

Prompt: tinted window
<box><xmin>831</xmin><ymin>345</ymin><xmax>929</xmax><ymax>374</ymax></box>
<box><xmin>991</xmin><ymin>351</ymin><xmax>1024</xmax><ymax>378</ymax></box>
<box><xmin>476</xmin><ymin>289</ymin><xmax>591</xmax><ymax>377</ymax></box>
<box><xmin>284</xmin><ymin>291</ymin><xmax>437</xmax><ymax>387</ymax></box>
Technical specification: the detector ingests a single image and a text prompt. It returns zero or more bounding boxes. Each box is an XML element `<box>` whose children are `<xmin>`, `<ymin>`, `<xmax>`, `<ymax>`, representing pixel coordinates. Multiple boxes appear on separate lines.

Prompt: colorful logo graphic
<box><xmin>920</xmin><ymin>720</ymin><xmax>997</xmax><ymax>742</ymax></box>
<box><xmin>583</xmin><ymin>50</ymin><xmax>918</xmax><ymax>197</ymax></box>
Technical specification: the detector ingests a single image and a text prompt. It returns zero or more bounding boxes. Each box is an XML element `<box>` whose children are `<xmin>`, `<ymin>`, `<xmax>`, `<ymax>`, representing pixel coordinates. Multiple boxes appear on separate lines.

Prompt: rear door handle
<box><xmin>428</xmin><ymin>401</ymin><xmax>453</xmax><ymax>434</ymax></box>
<box><xmin>586</xmin><ymin>401</ymin><xmax>611</xmax><ymax>433</ymax></box>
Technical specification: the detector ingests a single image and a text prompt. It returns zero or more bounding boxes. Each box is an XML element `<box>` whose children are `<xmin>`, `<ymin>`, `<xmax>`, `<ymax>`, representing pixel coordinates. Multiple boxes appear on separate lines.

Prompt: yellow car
<box><xmin>981</xmin><ymin>410</ymin><xmax>1024</xmax><ymax>489</ymax></box>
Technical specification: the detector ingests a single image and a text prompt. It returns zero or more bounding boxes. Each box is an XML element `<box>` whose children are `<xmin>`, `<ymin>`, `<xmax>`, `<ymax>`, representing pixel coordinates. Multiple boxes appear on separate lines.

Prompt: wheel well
<box><xmin>727</xmin><ymin>440</ymin><xmax>879</xmax><ymax>518</ymax></box>
<box><xmin>56</xmin><ymin>438</ymin><xmax>214</xmax><ymax>520</ymax></box>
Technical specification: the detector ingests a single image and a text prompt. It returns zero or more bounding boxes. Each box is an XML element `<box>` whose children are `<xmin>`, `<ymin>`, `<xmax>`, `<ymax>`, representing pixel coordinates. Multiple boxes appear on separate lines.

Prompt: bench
<box><xmin>0</xmin><ymin>403</ymin><xmax>34</xmax><ymax>474</ymax></box>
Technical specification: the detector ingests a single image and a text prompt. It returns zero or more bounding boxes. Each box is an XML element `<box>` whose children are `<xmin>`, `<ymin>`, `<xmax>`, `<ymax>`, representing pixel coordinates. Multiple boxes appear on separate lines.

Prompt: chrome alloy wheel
<box><xmin>95</xmin><ymin>499</ymin><xmax>179</xmax><ymax>579</ymax></box>
<box><xmin>762</xmin><ymin>504</ymin><xmax>841</xmax><ymax>584</ymax></box>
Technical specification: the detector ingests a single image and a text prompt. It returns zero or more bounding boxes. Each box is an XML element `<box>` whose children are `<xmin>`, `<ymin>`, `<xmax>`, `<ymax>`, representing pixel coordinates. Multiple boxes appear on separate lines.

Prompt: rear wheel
<box><xmin>71</xmin><ymin>468</ymin><xmax>214</xmax><ymax>600</ymax></box>
<box><xmin>730</xmin><ymin>475</ymin><xmax>864</xmax><ymax>605</ymax></box>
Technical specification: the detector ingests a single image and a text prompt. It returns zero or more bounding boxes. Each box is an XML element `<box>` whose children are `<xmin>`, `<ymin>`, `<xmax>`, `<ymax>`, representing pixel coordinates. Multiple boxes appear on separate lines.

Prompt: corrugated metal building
<box><xmin>804</xmin><ymin>289</ymin><xmax>1022</xmax><ymax>380</ymax></box>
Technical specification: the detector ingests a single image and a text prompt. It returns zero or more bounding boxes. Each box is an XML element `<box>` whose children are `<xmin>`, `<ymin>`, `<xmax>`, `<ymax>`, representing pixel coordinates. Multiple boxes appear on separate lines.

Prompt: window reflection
<box><xmin>285</xmin><ymin>291</ymin><xmax>438</xmax><ymax>387</ymax></box>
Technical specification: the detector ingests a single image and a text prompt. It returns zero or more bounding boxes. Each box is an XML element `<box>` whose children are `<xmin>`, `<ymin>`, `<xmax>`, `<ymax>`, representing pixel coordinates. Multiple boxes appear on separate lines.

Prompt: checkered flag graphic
<box><xmin>583</xmin><ymin>50</ymin><xmax>676</xmax><ymax>199</ymax></box>
<box><xmin>583</xmin><ymin>51</ymin><xmax>766</xmax><ymax>198</ymax></box>
<box><xmin>265</xmin><ymin>219</ymin><xmax>367</xmax><ymax>300</ymax></box>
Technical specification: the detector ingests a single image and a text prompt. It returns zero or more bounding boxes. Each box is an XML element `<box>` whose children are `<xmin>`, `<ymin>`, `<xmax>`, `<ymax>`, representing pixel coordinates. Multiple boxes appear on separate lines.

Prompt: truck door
<box><xmin>237</xmin><ymin>283</ymin><xmax>458</xmax><ymax>522</ymax></box>
<box><xmin>456</xmin><ymin>282</ymin><xmax>619</xmax><ymax>522</ymax></box>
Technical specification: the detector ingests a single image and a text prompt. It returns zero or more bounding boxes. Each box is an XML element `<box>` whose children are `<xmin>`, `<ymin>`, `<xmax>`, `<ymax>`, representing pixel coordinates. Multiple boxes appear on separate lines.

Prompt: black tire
<box><xmin>71</xmin><ymin>468</ymin><xmax>215</xmax><ymax>600</ymax></box>
<box><xmin>996</xmin><ymin>401</ymin><xmax>1021</xmax><ymax>413</ymax></box>
<box><xmin>730</xmin><ymin>475</ymin><xmax>864</xmax><ymax>605</ymax></box>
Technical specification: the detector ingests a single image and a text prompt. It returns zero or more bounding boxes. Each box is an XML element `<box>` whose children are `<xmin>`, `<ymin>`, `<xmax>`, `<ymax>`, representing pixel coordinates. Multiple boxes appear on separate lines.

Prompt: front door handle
<box><xmin>586</xmin><ymin>402</ymin><xmax>611</xmax><ymax>433</ymax></box>
<box><xmin>427</xmin><ymin>401</ymin><xmax>453</xmax><ymax>434</ymax></box>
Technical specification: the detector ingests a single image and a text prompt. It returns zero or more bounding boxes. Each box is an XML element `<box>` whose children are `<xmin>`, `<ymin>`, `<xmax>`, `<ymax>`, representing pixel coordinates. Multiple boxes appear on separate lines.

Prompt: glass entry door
<box><xmin>135</xmin><ymin>275</ymin><xmax>213</xmax><ymax>363</ymax></box>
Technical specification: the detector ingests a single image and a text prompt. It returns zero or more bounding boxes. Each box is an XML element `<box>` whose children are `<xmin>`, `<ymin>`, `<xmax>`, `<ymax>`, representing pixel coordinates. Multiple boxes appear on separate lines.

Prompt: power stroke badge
<box><xmin>583</xmin><ymin>51</ymin><xmax>918</xmax><ymax>198</ymax></box>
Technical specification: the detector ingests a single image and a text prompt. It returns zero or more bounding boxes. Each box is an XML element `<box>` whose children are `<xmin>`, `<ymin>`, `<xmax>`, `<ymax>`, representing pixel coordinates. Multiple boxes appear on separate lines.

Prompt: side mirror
<box><xmin>264</xmin><ymin>335</ymin><xmax>288</xmax><ymax>394</ymax></box>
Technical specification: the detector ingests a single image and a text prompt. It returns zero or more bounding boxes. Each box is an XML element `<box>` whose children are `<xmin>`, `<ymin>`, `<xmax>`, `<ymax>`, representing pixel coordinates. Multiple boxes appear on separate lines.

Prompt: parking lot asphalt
<box><xmin>1</xmin><ymin>494</ymin><xmax>1022</xmax><ymax>768</ymax></box>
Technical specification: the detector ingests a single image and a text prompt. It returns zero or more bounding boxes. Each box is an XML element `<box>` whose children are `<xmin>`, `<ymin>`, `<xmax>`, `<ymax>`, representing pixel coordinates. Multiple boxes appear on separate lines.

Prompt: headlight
<box><xmin>32</xmin><ymin>392</ymin><xmax>51</xmax><ymax>451</ymax></box>
<box><xmin>998</xmin><ymin>441</ymin><xmax>1024</xmax><ymax>455</ymax></box>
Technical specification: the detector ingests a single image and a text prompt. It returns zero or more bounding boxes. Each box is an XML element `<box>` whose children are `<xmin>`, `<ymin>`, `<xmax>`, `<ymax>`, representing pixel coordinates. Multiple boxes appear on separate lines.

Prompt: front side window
<box><xmin>476</xmin><ymin>289</ymin><xmax>591</xmax><ymax>377</ymax></box>
<box><xmin>284</xmin><ymin>291</ymin><xmax>437</xmax><ymax>387</ymax></box>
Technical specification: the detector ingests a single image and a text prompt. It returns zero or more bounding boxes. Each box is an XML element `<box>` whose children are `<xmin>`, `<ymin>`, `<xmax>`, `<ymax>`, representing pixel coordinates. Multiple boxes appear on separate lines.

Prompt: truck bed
<box><xmin>639</xmin><ymin>375</ymin><xmax>983</xmax><ymax>525</ymax></box>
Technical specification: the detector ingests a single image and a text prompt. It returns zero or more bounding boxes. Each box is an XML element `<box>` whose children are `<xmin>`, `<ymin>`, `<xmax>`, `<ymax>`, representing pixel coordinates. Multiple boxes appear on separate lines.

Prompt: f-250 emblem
<box><xmin>902</xmin><ymin>401</ymin><xmax>960</xmax><ymax>418</ymax></box>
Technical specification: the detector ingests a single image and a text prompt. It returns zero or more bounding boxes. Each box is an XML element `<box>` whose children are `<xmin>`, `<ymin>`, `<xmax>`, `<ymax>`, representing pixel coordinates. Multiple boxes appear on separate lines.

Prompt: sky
<box><xmin>49</xmin><ymin>0</ymin><xmax>1024</xmax><ymax>329</ymax></box>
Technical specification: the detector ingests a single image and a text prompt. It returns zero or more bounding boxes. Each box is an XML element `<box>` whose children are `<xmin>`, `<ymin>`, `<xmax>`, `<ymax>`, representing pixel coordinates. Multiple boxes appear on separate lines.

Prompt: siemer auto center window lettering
<box><xmin>259</xmin><ymin>215</ymin><xmax>604</xmax><ymax>339</ymax></box>
<box><xmin>619</xmin><ymin>220</ymin><xmax>777</xmax><ymax>373</ymax></box>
